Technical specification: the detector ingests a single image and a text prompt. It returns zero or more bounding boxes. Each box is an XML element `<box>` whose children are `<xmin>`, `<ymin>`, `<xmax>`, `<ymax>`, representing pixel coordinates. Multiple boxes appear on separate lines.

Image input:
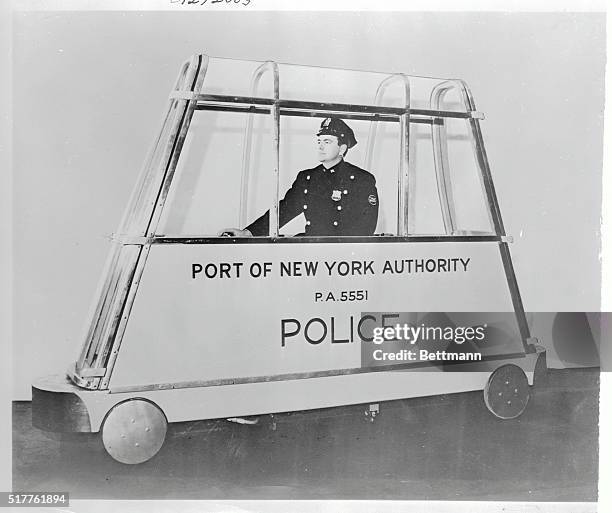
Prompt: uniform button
<box><xmin>303</xmin><ymin>205</ymin><xmax>308</xmax><ymax>210</ymax></box>
<box><xmin>306</xmin><ymin>221</ymin><xmax>311</xmax><ymax>226</ymax></box>
<box><xmin>343</xmin><ymin>189</ymin><xmax>348</xmax><ymax>194</ymax></box>
<box><xmin>333</xmin><ymin>221</ymin><xmax>338</xmax><ymax>226</ymax></box>
<box><xmin>350</xmin><ymin>175</ymin><xmax>355</xmax><ymax>180</ymax></box>
<box><xmin>306</xmin><ymin>175</ymin><xmax>310</xmax><ymax>180</ymax></box>
<box><xmin>337</xmin><ymin>206</ymin><xmax>342</xmax><ymax>211</ymax></box>
<box><xmin>304</xmin><ymin>189</ymin><xmax>308</xmax><ymax>194</ymax></box>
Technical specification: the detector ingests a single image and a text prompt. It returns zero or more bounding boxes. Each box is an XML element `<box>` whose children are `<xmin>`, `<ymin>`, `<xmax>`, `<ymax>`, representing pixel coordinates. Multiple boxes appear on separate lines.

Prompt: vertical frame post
<box><xmin>455</xmin><ymin>79</ymin><xmax>533</xmax><ymax>350</ymax></box>
<box><xmin>365</xmin><ymin>74</ymin><xmax>411</xmax><ymax>235</ymax></box>
<box><xmin>430</xmin><ymin>81</ymin><xmax>459</xmax><ymax>235</ymax></box>
<box><xmin>398</xmin><ymin>111</ymin><xmax>410</xmax><ymax>236</ymax></box>
<box><xmin>269</xmin><ymin>64</ymin><xmax>281</xmax><ymax>237</ymax></box>
<box><xmin>240</xmin><ymin>61</ymin><xmax>279</xmax><ymax>228</ymax></box>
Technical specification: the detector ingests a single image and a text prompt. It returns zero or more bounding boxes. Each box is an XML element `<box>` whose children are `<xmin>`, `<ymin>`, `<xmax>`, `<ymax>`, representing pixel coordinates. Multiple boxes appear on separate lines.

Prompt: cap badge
<box><xmin>331</xmin><ymin>190</ymin><xmax>342</xmax><ymax>201</ymax></box>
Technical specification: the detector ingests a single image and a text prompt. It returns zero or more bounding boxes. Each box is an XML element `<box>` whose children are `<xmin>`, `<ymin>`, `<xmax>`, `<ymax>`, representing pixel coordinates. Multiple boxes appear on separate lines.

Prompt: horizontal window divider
<box><xmin>150</xmin><ymin>235</ymin><xmax>502</xmax><ymax>245</ymax></box>
<box><xmin>195</xmin><ymin>104</ymin><xmax>443</xmax><ymax>124</ymax></box>
<box><xmin>184</xmin><ymin>93</ymin><xmax>474</xmax><ymax>120</ymax></box>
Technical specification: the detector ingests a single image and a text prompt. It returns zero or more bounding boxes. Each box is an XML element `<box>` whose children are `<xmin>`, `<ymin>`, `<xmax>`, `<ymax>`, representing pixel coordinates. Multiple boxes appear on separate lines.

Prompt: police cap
<box><xmin>317</xmin><ymin>117</ymin><xmax>357</xmax><ymax>149</ymax></box>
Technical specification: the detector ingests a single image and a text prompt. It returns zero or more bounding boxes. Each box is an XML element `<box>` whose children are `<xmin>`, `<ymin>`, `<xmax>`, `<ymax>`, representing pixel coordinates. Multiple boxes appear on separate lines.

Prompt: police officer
<box><xmin>221</xmin><ymin>117</ymin><xmax>379</xmax><ymax>237</ymax></box>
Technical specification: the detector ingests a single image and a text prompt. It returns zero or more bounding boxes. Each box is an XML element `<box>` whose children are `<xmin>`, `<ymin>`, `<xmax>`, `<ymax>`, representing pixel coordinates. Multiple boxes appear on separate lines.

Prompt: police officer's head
<box><xmin>316</xmin><ymin>117</ymin><xmax>357</xmax><ymax>162</ymax></box>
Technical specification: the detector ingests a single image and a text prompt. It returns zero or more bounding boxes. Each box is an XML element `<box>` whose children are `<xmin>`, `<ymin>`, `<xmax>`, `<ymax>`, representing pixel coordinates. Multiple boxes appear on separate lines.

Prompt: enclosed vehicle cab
<box><xmin>32</xmin><ymin>55</ymin><xmax>545</xmax><ymax>464</ymax></box>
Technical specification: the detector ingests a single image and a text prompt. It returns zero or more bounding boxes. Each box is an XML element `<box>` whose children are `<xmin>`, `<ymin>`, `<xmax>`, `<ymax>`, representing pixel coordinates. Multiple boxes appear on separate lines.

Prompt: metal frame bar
<box><xmin>270</xmin><ymin>68</ymin><xmax>281</xmax><ymax>237</ymax></box>
<box><xmin>430</xmin><ymin>81</ymin><xmax>459</xmax><ymax>234</ymax></box>
<box><xmin>196</xmin><ymin>104</ymin><xmax>444</xmax><ymax>125</ymax></box>
<box><xmin>365</xmin><ymin>74</ymin><xmax>409</xmax><ymax>168</ymax></box>
<box><xmin>364</xmin><ymin>74</ymin><xmax>411</xmax><ymax>236</ymax></box>
<box><xmin>176</xmin><ymin>92</ymin><xmax>477</xmax><ymax>119</ymax></box>
<box><xmin>145</xmin><ymin>56</ymin><xmax>211</xmax><ymax>237</ymax></box>
<box><xmin>89</xmin><ymin>246</ymin><xmax>140</xmax><ymax>374</ymax></box>
<box><xmin>435</xmin><ymin>81</ymin><xmax>497</xmax><ymax>234</ymax></box>
<box><xmin>99</xmin><ymin>245</ymin><xmax>151</xmax><ymax>389</ymax></box>
<box><xmin>76</xmin><ymin>60</ymin><xmax>201</xmax><ymax>383</ymax></box>
<box><xmin>150</xmin><ymin>234</ymin><xmax>505</xmax><ymax>244</ymax></box>
<box><xmin>99</xmin><ymin>55</ymin><xmax>211</xmax><ymax>390</ymax></box>
<box><xmin>109</xmin><ymin>351</ymin><xmax>529</xmax><ymax>394</ymax></box>
<box><xmin>452</xmin><ymin>79</ymin><xmax>533</xmax><ymax>351</ymax></box>
<box><xmin>77</xmin><ymin>58</ymin><xmax>197</xmax><ymax>377</ymax></box>
<box><xmin>239</xmin><ymin>61</ymin><xmax>279</xmax><ymax>227</ymax></box>
<box><xmin>73</xmin><ymin>55</ymin><xmax>211</xmax><ymax>389</ymax></box>
<box><xmin>454</xmin><ymin>81</ymin><xmax>504</xmax><ymax>235</ymax></box>
<box><xmin>121</xmin><ymin>60</ymin><xmax>192</xmax><ymax>236</ymax></box>
<box><xmin>399</xmin><ymin>110</ymin><xmax>412</xmax><ymax>236</ymax></box>
<box><xmin>77</xmin><ymin>248</ymin><xmax>119</xmax><ymax>372</ymax></box>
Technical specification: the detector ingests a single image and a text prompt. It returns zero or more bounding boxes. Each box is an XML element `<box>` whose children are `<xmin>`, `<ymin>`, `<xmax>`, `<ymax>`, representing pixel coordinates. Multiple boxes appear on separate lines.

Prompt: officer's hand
<box><xmin>217</xmin><ymin>228</ymin><xmax>253</xmax><ymax>237</ymax></box>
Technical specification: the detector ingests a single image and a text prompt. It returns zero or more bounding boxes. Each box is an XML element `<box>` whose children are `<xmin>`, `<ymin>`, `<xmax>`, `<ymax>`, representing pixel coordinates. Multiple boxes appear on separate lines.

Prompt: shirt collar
<box><xmin>321</xmin><ymin>158</ymin><xmax>345</xmax><ymax>173</ymax></box>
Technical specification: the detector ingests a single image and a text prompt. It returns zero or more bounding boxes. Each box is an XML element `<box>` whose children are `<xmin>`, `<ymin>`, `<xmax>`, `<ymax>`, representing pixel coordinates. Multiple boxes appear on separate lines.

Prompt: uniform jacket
<box><xmin>246</xmin><ymin>159</ymin><xmax>379</xmax><ymax>236</ymax></box>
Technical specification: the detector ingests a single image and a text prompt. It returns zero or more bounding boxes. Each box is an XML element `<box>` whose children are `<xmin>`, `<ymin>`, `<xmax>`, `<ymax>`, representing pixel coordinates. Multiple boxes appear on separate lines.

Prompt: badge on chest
<box><xmin>331</xmin><ymin>190</ymin><xmax>342</xmax><ymax>201</ymax></box>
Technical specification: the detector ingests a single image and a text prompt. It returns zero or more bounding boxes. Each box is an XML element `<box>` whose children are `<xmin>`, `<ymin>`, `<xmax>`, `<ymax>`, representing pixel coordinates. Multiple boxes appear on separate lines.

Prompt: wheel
<box><xmin>101</xmin><ymin>399</ymin><xmax>167</xmax><ymax>464</ymax></box>
<box><xmin>483</xmin><ymin>364</ymin><xmax>530</xmax><ymax>419</ymax></box>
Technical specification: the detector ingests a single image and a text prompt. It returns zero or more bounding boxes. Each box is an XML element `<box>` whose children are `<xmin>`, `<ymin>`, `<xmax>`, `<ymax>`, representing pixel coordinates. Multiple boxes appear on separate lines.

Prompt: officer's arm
<box><xmin>244</xmin><ymin>173</ymin><xmax>304</xmax><ymax>236</ymax></box>
<box><xmin>362</xmin><ymin>178</ymin><xmax>379</xmax><ymax>235</ymax></box>
<box><xmin>348</xmin><ymin>175</ymin><xmax>378</xmax><ymax>236</ymax></box>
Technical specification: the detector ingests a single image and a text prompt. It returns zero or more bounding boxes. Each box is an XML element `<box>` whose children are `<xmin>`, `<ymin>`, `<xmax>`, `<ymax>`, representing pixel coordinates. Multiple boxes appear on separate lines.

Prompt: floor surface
<box><xmin>13</xmin><ymin>368</ymin><xmax>599</xmax><ymax>501</ymax></box>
